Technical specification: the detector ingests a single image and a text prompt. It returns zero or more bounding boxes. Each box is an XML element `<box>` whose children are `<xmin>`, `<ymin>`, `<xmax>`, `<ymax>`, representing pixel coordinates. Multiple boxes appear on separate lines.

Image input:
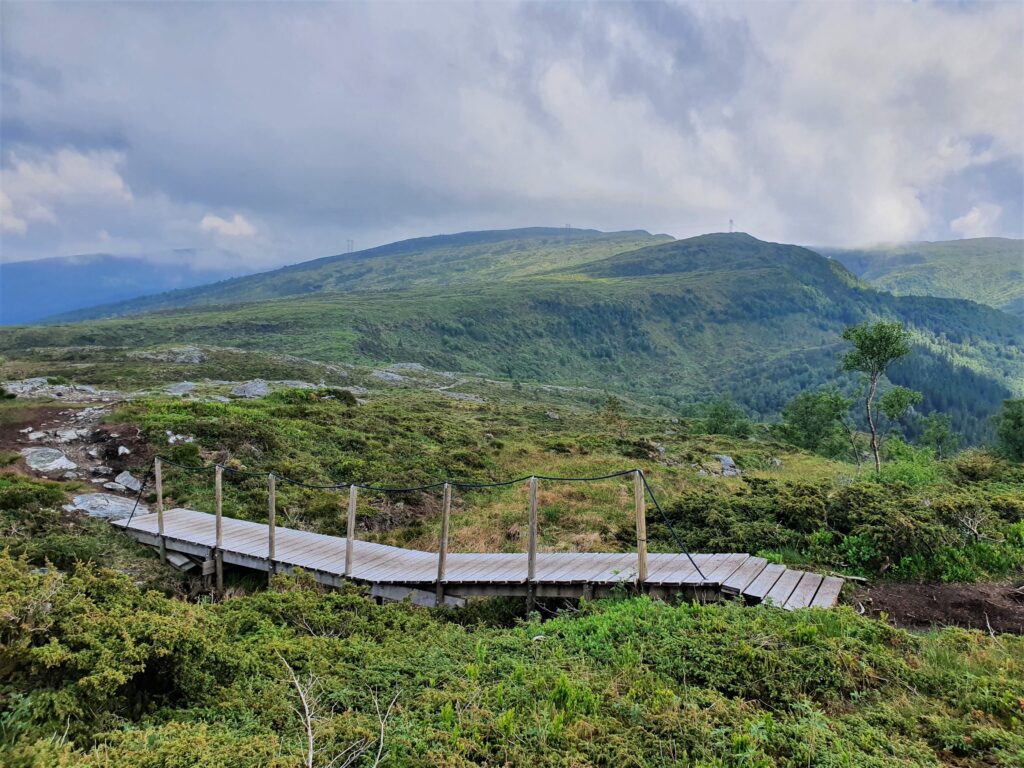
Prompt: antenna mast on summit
<box><xmin>729</xmin><ymin>219</ymin><xmax>734</xmax><ymax>233</ymax></box>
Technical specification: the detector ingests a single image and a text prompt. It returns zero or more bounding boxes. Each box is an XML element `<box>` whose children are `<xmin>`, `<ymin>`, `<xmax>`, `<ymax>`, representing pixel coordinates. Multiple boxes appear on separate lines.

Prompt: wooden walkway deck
<box><xmin>113</xmin><ymin>507</ymin><xmax>844</xmax><ymax>609</ymax></box>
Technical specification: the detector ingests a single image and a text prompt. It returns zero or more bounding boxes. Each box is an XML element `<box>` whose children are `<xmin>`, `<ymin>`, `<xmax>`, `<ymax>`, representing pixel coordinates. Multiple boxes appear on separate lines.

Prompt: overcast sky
<box><xmin>2</xmin><ymin>0</ymin><xmax>1022</xmax><ymax>268</ymax></box>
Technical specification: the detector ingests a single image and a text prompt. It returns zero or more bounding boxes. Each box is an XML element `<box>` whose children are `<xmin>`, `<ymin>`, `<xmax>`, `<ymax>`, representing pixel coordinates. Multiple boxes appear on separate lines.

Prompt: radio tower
<box><xmin>729</xmin><ymin>218</ymin><xmax>734</xmax><ymax>233</ymax></box>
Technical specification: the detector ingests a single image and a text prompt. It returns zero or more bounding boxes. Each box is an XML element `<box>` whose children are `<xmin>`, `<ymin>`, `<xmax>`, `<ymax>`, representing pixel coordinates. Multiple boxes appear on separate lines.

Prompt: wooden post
<box><xmin>214</xmin><ymin>465</ymin><xmax>224</xmax><ymax>597</ymax></box>
<box><xmin>634</xmin><ymin>469</ymin><xmax>647</xmax><ymax>588</ymax></box>
<box><xmin>154</xmin><ymin>457</ymin><xmax>166</xmax><ymax>563</ymax></box>
<box><xmin>267</xmin><ymin>473</ymin><xmax>276</xmax><ymax>582</ymax></box>
<box><xmin>344</xmin><ymin>484</ymin><xmax>357</xmax><ymax>578</ymax></box>
<box><xmin>527</xmin><ymin>476</ymin><xmax>538</xmax><ymax>610</ymax></box>
<box><xmin>435</xmin><ymin>482</ymin><xmax>451</xmax><ymax>606</ymax></box>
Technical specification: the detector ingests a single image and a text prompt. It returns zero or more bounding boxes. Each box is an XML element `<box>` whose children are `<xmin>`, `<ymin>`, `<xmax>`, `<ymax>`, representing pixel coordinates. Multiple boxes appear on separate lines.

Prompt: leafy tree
<box><xmin>778</xmin><ymin>388</ymin><xmax>851</xmax><ymax>453</ymax></box>
<box><xmin>841</xmin><ymin>320</ymin><xmax>917</xmax><ymax>472</ymax></box>
<box><xmin>919</xmin><ymin>412</ymin><xmax>962</xmax><ymax>460</ymax></box>
<box><xmin>703</xmin><ymin>395</ymin><xmax>752</xmax><ymax>438</ymax></box>
<box><xmin>878</xmin><ymin>386</ymin><xmax>922</xmax><ymax>422</ymax></box>
<box><xmin>993</xmin><ymin>398</ymin><xmax>1024</xmax><ymax>461</ymax></box>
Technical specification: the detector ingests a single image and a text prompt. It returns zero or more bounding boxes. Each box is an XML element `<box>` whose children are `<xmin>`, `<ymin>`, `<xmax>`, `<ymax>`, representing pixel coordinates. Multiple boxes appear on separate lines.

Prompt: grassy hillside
<box><xmin>56</xmin><ymin>227</ymin><xmax>671</xmax><ymax>320</ymax></box>
<box><xmin>1</xmin><ymin>376</ymin><xmax>1023</xmax><ymax>766</ymax></box>
<box><xmin>823</xmin><ymin>238</ymin><xmax>1024</xmax><ymax>317</ymax></box>
<box><xmin>4</xmin><ymin>234</ymin><xmax>1022</xmax><ymax>443</ymax></box>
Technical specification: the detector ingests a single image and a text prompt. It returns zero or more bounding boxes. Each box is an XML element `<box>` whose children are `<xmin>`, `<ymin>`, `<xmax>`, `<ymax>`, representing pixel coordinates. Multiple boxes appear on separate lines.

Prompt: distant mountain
<box><xmin>4</xmin><ymin>231</ymin><xmax>1021</xmax><ymax>443</ymax></box>
<box><xmin>821</xmin><ymin>238</ymin><xmax>1024</xmax><ymax>317</ymax></box>
<box><xmin>50</xmin><ymin>228</ymin><xmax>672</xmax><ymax>320</ymax></box>
<box><xmin>0</xmin><ymin>251</ymin><xmax>255</xmax><ymax>325</ymax></box>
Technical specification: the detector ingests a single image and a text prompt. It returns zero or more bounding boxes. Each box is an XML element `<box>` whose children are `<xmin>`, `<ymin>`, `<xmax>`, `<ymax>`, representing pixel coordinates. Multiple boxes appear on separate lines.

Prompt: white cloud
<box><xmin>200</xmin><ymin>213</ymin><xmax>257</xmax><ymax>238</ymax></box>
<box><xmin>950</xmin><ymin>203</ymin><xmax>1002</xmax><ymax>238</ymax></box>
<box><xmin>0</xmin><ymin>148</ymin><xmax>132</xmax><ymax>236</ymax></box>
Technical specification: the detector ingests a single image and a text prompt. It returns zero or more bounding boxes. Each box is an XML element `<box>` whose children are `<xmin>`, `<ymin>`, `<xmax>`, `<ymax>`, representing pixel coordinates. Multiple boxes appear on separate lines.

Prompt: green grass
<box><xmin>4</xmin><ymin>236</ymin><xmax>1022</xmax><ymax>444</ymax></box>
<box><xmin>824</xmin><ymin>237</ymin><xmax>1024</xmax><ymax>317</ymax></box>
<box><xmin>2</xmin><ymin>556</ymin><xmax>1022</xmax><ymax>767</ymax></box>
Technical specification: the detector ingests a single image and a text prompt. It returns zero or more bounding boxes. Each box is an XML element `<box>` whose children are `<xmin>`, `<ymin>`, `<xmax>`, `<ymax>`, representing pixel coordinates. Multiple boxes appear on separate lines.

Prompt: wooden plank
<box><xmin>784</xmin><ymin>572</ymin><xmax>825</xmax><ymax>610</ymax></box>
<box><xmin>721</xmin><ymin>557</ymin><xmax>768</xmax><ymax>595</ymax></box>
<box><xmin>763</xmin><ymin>569</ymin><xmax>803</xmax><ymax>607</ymax></box>
<box><xmin>743</xmin><ymin>563</ymin><xmax>786</xmax><ymax>600</ymax></box>
<box><xmin>702</xmin><ymin>553</ymin><xmax>749</xmax><ymax>584</ymax></box>
<box><xmin>810</xmin><ymin>576</ymin><xmax>844</xmax><ymax>608</ymax></box>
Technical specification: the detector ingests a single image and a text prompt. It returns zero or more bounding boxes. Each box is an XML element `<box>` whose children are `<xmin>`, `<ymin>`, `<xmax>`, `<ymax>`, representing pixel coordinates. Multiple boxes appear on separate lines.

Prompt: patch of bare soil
<box><xmin>852</xmin><ymin>581</ymin><xmax>1024</xmax><ymax>635</ymax></box>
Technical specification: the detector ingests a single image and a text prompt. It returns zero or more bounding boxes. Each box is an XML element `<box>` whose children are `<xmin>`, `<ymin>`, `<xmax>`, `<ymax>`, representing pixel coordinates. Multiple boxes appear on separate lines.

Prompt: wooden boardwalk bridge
<box><xmin>113</xmin><ymin>460</ymin><xmax>843</xmax><ymax>610</ymax></box>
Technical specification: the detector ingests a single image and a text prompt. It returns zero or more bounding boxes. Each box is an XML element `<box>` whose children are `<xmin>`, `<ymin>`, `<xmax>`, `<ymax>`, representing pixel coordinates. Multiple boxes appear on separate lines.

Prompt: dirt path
<box><xmin>852</xmin><ymin>581</ymin><xmax>1024</xmax><ymax>635</ymax></box>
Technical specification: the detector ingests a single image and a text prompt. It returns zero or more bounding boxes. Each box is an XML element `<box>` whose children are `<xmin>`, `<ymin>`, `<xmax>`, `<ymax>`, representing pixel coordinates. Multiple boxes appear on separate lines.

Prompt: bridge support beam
<box><xmin>435</xmin><ymin>482</ymin><xmax>451</xmax><ymax>607</ymax></box>
<box><xmin>635</xmin><ymin>470</ymin><xmax>647</xmax><ymax>590</ymax></box>
<box><xmin>345</xmin><ymin>485</ymin><xmax>357</xmax><ymax>577</ymax></box>
<box><xmin>154</xmin><ymin>457</ymin><xmax>166</xmax><ymax>564</ymax></box>
<box><xmin>267</xmin><ymin>473</ymin><xmax>276</xmax><ymax>584</ymax></box>
<box><xmin>215</xmin><ymin>465</ymin><xmax>224</xmax><ymax>598</ymax></box>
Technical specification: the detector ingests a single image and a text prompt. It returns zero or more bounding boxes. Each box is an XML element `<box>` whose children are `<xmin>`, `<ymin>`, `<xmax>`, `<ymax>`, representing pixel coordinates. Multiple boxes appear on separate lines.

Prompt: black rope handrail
<box><xmin>151</xmin><ymin>455</ymin><xmax>708</xmax><ymax>581</ymax></box>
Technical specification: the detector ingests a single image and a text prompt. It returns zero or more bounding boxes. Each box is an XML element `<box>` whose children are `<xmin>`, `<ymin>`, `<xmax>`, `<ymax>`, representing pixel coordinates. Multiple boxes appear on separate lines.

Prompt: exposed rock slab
<box><xmin>230</xmin><ymin>379</ymin><xmax>269</xmax><ymax>398</ymax></box>
<box><xmin>21</xmin><ymin>447</ymin><xmax>77</xmax><ymax>473</ymax></box>
<box><xmin>64</xmin><ymin>493</ymin><xmax>148</xmax><ymax>520</ymax></box>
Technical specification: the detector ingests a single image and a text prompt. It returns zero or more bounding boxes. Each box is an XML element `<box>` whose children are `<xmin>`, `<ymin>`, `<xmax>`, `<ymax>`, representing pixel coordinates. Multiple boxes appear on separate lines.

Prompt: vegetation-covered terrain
<box><xmin>1</xmin><ymin>336</ymin><xmax>1023</xmax><ymax>766</ymax></box>
<box><xmin>824</xmin><ymin>237</ymin><xmax>1024</xmax><ymax>317</ymax></box>
<box><xmin>4</xmin><ymin>232</ymin><xmax>1022</xmax><ymax>444</ymax></box>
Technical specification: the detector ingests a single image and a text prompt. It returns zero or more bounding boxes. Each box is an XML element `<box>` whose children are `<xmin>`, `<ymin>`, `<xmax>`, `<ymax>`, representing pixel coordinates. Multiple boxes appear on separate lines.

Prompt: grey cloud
<box><xmin>1</xmin><ymin>0</ymin><xmax>1021</xmax><ymax>266</ymax></box>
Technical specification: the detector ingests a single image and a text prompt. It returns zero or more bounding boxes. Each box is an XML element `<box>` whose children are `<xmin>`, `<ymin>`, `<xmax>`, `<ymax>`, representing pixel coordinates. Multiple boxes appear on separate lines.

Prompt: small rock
<box><xmin>697</xmin><ymin>469</ymin><xmax>709</xmax><ymax>477</ymax></box>
<box><xmin>18</xmin><ymin>426</ymin><xmax>32</xmax><ymax>433</ymax></box>
<box><xmin>92</xmin><ymin>466</ymin><xmax>113</xmax><ymax>476</ymax></box>
<box><xmin>64</xmin><ymin>493</ymin><xmax>147</xmax><ymax>519</ymax></box>
<box><xmin>114</xmin><ymin>471</ymin><xmax>143</xmax><ymax>492</ymax></box>
<box><xmin>770</xmin><ymin>457</ymin><xmax>783</xmax><ymax>468</ymax></box>
<box><xmin>716</xmin><ymin>455</ymin><xmax>741</xmax><ymax>477</ymax></box>
<box><xmin>28</xmin><ymin>431</ymin><xmax>47</xmax><ymax>441</ymax></box>
<box><xmin>371</xmin><ymin>370</ymin><xmax>405</xmax><ymax>383</ymax></box>
<box><xmin>62</xmin><ymin>471</ymin><xmax>79</xmax><ymax>480</ymax></box>
<box><xmin>230</xmin><ymin>379</ymin><xmax>269</xmax><ymax>398</ymax></box>
<box><xmin>103</xmin><ymin>482</ymin><xmax>128</xmax><ymax>492</ymax></box>
<box><xmin>20</xmin><ymin>447</ymin><xmax>77</xmax><ymax>473</ymax></box>
<box><xmin>88</xmin><ymin>447</ymin><xmax>101</xmax><ymax>458</ymax></box>
<box><xmin>165</xmin><ymin>430</ymin><xmax>194</xmax><ymax>445</ymax></box>
<box><xmin>166</xmin><ymin>381</ymin><xmax>196</xmax><ymax>396</ymax></box>
<box><xmin>546</xmin><ymin>411</ymin><xmax>560</xmax><ymax>420</ymax></box>
<box><xmin>118</xmin><ymin>446</ymin><xmax>131</xmax><ymax>456</ymax></box>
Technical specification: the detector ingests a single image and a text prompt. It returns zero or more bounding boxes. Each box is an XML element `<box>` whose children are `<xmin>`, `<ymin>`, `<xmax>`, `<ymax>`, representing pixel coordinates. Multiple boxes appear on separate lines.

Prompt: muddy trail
<box><xmin>853</xmin><ymin>581</ymin><xmax>1024</xmax><ymax>635</ymax></box>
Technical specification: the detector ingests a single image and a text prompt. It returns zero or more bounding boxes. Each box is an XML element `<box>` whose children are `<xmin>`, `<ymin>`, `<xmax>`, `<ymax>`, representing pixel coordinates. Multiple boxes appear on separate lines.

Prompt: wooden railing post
<box><xmin>634</xmin><ymin>469</ymin><xmax>647</xmax><ymax>588</ymax></box>
<box><xmin>154</xmin><ymin>457</ymin><xmax>166</xmax><ymax>563</ymax></box>
<box><xmin>267</xmin><ymin>473</ymin><xmax>276</xmax><ymax>583</ymax></box>
<box><xmin>435</xmin><ymin>482</ymin><xmax>451</xmax><ymax>606</ymax></box>
<box><xmin>214</xmin><ymin>465</ymin><xmax>224</xmax><ymax>597</ymax></box>
<box><xmin>527</xmin><ymin>476</ymin><xmax>538</xmax><ymax>609</ymax></box>
<box><xmin>344</xmin><ymin>484</ymin><xmax>357</xmax><ymax>578</ymax></box>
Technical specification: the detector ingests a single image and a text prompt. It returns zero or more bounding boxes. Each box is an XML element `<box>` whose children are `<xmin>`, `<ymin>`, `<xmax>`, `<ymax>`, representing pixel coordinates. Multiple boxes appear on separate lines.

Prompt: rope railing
<box><xmin>140</xmin><ymin>455</ymin><xmax>709</xmax><ymax>596</ymax></box>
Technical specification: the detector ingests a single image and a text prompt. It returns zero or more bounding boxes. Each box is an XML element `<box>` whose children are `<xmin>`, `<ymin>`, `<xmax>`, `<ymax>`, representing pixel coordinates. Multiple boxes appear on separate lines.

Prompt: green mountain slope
<box><xmin>56</xmin><ymin>227</ymin><xmax>671</xmax><ymax>321</ymax></box>
<box><xmin>822</xmin><ymin>238</ymin><xmax>1024</xmax><ymax>316</ymax></box>
<box><xmin>5</xmin><ymin>233</ymin><xmax>1022</xmax><ymax>442</ymax></box>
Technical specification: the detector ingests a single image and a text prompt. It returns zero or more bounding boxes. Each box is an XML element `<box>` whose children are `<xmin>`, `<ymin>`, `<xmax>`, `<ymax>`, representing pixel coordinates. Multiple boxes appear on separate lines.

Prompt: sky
<box><xmin>1</xmin><ymin>0</ymin><xmax>1022</xmax><ymax>269</ymax></box>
